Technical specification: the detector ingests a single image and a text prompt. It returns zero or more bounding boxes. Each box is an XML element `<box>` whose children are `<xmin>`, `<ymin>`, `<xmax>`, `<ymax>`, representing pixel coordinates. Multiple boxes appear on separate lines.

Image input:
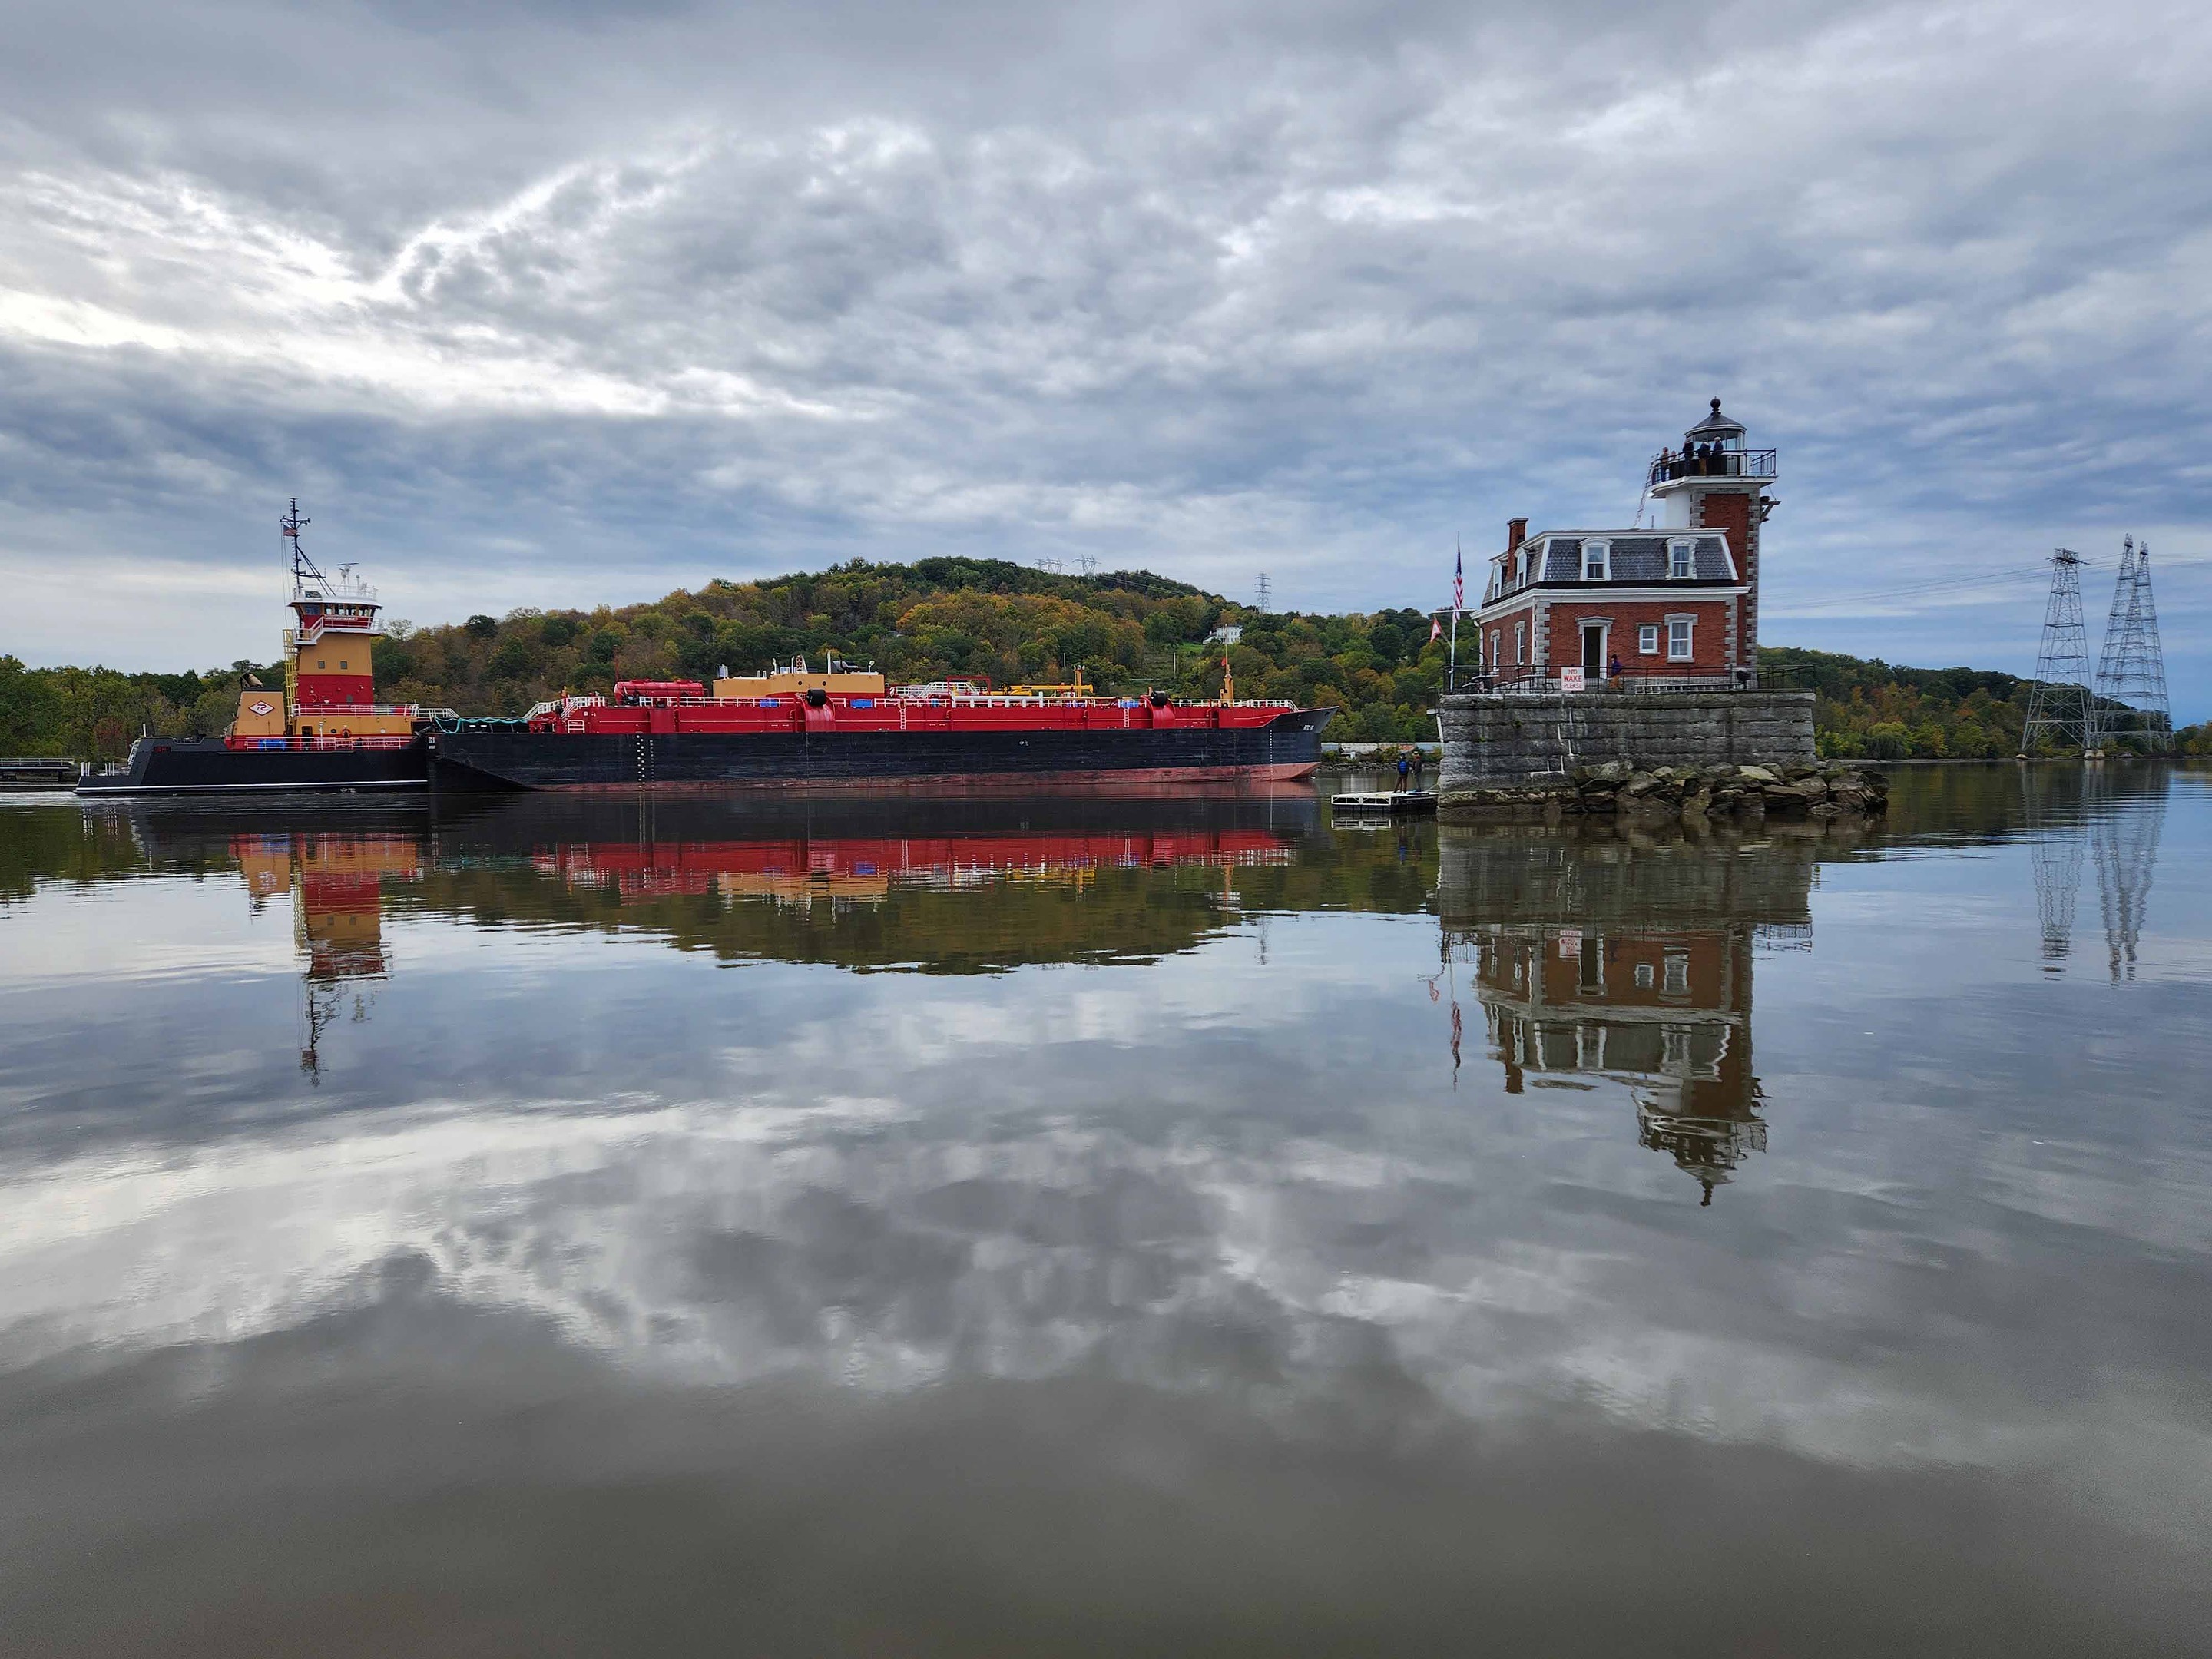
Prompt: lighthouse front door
<box><xmin>1581</xmin><ymin>624</ymin><xmax>1606</xmax><ymax>680</ymax></box>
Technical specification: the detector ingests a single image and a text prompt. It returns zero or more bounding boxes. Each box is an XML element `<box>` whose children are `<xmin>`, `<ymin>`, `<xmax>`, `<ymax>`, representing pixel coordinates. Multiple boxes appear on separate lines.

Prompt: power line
<box><xmin>1775</xmin><ymin>565</ymin><xmax>2051</xmax><ymax>614</ymax></box>
<box><xmin>1778</xmin><ymin>548</ymin><xmax>2208</xmax><ymax>618</ymax></box>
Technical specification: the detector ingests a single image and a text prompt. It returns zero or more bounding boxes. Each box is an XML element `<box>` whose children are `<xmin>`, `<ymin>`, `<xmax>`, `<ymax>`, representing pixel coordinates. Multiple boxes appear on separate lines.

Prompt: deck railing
<box><xmin>224</xmin><ymin>733</ymin><xmax>420</xmax><ymax>752</ymax></box>
<box><xmin>1647</xmin><ymin>447</ymin><xmax>1777</xmax><ymax>488</ymax></box>
<box><xmin>290</xmin><ymin>701</ymin><xmax>438</xmax><ymax>720</ymax></box>
<box><xmin>1450</xmin><ymin>664</ymin><xmax>1809</xmax><ymax>695</ymax></box>
<box><xmin>565</xmin><ymin>692</ymin><xmax>1303</xmax><ymax>714</ymax></box>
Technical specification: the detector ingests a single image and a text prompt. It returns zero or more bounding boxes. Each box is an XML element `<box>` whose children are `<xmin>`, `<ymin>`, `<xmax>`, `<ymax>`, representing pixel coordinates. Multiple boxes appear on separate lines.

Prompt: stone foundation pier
<box><xmin>1439</xmin><ymin>690</ymin><xmax>1814</xmax><ymax>790</ymax></box>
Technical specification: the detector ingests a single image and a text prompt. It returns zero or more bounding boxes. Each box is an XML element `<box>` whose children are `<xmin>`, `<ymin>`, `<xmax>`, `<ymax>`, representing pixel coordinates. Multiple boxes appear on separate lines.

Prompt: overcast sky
<box><xmin>3</xmin><ymin>0</ymin><xmax>2208</xmax><ymax>713</ymax></box>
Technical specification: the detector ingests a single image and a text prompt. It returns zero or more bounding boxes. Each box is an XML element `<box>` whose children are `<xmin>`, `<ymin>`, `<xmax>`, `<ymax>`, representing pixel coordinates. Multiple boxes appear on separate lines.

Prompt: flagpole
<box><xmin>1447</xmin><ymin>535</ymin><xmax>1464</xmax><ymax>693</ymax></box>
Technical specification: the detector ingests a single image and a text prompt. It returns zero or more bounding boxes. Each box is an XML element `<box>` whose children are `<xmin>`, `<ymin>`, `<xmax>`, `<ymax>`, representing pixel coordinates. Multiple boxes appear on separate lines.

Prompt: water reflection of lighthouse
<box><xmin>233</xmin><ymin>833</ymin><xmax>422</xmax><ymax>1078</ymax></box>
<box><xmin>1437</xmin><ymin>829</ymin><xmax>1818</xmax><ymax>1204</ymax></box>
<box><xmin>1471</xmin><ymin>923</ymin><xmax>1764</xmax><ymax>1204</ymax></box>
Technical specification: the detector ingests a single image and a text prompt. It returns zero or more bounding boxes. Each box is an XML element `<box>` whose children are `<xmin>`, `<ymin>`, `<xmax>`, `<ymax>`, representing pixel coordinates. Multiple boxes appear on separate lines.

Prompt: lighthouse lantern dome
<box><xmin>1683</xmin><ymin>397</ymin><xmax>1747</xmax><ymax>452</ymax></box>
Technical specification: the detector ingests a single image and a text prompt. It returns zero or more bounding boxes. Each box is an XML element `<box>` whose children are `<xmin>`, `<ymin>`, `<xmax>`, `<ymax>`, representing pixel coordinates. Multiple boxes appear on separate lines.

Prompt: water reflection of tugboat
<box><xmin>233</xmin><ymin>832</ymin><xmax>422</xmax><ymax>1077</ymax></box>
<box><xmin>1438</xmin><ymin>828</ymin><xmax>1818</xmax><ymax>1203</ymax></box>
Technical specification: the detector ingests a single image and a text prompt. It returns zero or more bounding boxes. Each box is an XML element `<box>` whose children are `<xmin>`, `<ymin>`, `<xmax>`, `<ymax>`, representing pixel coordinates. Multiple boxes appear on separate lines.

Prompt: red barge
<box><xmin>427</xmin><ymin>658</ymin><xmax>1333</xmax><ymax>791</ymax></box>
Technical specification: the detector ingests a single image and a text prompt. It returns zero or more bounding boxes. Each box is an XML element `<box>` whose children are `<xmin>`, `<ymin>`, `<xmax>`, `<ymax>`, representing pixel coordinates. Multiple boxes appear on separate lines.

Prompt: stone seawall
<box><xmin>1438</xmin><ymin>690</ymin><xmax>1814</xmax><ymax>788</ymax></box>
<box><xmin>1439</xmin><ymin>760</ymin><xmax>1887</xmax><ymax>826</ymax></box>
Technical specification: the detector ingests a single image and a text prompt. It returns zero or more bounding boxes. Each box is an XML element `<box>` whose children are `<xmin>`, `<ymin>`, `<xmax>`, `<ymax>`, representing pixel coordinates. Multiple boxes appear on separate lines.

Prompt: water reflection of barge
<box><xmin>535</xmin><ymin>831</ymin><xmax>1294</xmax><ymax>907</ymax></box>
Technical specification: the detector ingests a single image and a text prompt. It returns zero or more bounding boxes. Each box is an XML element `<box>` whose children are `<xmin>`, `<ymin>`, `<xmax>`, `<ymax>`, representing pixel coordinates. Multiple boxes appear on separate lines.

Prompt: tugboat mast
<box><xmin>280</xmin><ymin>497</ymin><xmax>325</xmax><ymax>596</ymax></box>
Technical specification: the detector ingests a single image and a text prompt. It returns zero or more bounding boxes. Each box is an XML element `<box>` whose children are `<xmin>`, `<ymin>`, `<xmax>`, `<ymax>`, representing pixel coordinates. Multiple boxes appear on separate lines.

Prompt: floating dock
<box><xmin>0</xmin><ymin>758</ymin><xmax>81</xmax><ymax>790</ymax></box>
<box><xmin>1330</xmin><ymin>790</ymin><xmax>1437</xmax><ymax>816</ymax></box>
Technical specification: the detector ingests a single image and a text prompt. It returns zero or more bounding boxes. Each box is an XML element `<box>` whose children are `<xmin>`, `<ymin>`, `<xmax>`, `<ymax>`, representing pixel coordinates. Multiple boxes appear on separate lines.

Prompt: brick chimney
<box><xmin>1506</xmin><ymin>517</ymin><xmax>1528</xmax><ymax>552</ymax></box>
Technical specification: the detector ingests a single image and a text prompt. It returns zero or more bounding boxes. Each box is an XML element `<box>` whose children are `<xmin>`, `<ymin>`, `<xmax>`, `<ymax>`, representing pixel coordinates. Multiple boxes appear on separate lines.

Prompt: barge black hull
<box><xmin>77</xmin><ymin>737</ymin><xmax>430</xmax><ymax>796</ymax></box>
<box><xmin>430</xmin><ymin>710</ymin><xmax>1332</xmax><ymax>791</ymax></box>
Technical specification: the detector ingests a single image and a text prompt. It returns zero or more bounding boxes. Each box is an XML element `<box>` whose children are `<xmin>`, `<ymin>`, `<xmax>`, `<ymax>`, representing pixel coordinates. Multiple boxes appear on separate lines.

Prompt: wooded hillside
<box><xmin>2</xmin><ymin>558</ymin><xmax>1448</xmax><ymax>757</ymax></box>
<box><xmin>3</xmin><ymin>562</ymin><xmax>2199</xmax><ymax>760</ymax></box>
<box><xmin>1764</xmin><ymin>646</ymin><xmax>2207</xmax><ymax>758</ymax></box>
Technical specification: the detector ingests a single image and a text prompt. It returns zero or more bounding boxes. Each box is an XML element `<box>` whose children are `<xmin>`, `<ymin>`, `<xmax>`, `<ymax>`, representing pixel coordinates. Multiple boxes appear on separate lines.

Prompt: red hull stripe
<box><xmin>528</xmin><ymin>760</ymin><xmax>1321</xmax><ymax>793</ymax></box>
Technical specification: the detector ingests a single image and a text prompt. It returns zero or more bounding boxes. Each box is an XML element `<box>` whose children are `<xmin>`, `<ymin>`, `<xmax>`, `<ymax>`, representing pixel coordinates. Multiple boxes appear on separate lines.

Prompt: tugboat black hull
<box><xmin>76</xmin><ymin>737</ymin><xmax>430</xmax><ymax>796</ymax></box>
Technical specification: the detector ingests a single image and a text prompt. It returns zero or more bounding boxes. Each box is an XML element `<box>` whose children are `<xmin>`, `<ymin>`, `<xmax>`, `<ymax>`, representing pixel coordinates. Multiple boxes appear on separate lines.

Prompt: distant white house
<box><xmin>1206</xmin><ymin>625</ymin><xmax>1243</xmax><ymax>645</ymax></box>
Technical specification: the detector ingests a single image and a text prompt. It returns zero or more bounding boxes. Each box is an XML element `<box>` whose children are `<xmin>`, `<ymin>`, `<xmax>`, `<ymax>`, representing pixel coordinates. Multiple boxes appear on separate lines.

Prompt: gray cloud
<box><xmin>2</xmin><ymin>0</ymin><xmax>2209</xmax><ymax>709</ymax></box>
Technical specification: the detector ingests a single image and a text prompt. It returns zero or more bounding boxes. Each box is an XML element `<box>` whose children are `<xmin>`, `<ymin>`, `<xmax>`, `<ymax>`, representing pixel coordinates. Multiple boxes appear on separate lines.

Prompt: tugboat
<box><xmin>79</xmin><ymin>502</ymin><xmax>432</xmax><ymax>796</ymax></box>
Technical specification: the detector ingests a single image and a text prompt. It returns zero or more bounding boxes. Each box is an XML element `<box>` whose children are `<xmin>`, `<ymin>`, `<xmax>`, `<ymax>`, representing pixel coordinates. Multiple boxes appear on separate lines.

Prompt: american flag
<box><xmin>1452</xmin><ymin>537</ymin><xmax>1464</xmax><ymax>614</ymax></box>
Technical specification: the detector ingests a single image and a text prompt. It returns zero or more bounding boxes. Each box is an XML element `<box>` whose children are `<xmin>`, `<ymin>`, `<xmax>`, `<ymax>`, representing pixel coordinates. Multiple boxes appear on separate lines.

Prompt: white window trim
<box><xmin>1581</xmin><ymin>538</ymin><xmax>1611</xmax><ymax>581</ymax></box>
<box><xmin>1637</xmin><ymin>624</ymin><xmax>1660</xmax><ymax>656</ymax></box>
<box><xmin>1667</xmin><ymin>538</ymin><xmax>1696</xmax><ymax>580</ymax></box>
<box><xmin>1666</xmin><ymin>615</ymin><xmax>1695</xmax><ymax>662</ymax></box>
<box><xmin>1513</xmin><ymin>621</ymin><xmax>1526</xmax><ymax>665</ymax></box>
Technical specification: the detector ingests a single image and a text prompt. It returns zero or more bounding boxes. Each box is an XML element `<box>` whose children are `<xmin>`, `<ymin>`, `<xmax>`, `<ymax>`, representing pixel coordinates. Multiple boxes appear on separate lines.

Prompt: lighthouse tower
<box><xmin>1647</xmin><ymin>399</ymin><xmax>1778</xmax><ymax>667</ymax></box>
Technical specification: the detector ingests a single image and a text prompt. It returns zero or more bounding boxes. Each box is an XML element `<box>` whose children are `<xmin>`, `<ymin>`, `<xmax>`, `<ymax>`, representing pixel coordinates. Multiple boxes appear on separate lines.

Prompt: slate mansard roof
<box><xmin>1485</xmin><ymin>532</ymin><xmax>1738</xmax><ymax>604</ymax></box>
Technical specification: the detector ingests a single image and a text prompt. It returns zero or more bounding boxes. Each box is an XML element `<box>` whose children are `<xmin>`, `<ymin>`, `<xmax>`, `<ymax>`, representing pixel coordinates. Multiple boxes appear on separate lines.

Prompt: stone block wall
<box><xmin>1438</xmin><ymin>690</ymin><xmax>1814</xmax><ymax>786</ymax></box>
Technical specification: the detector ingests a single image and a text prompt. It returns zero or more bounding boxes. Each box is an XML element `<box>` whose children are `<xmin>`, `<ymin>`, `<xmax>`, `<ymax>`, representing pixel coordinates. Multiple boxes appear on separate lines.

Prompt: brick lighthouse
<box><xmin>1467</xmin><ymin>399</ymin><xmax>1777</xmax><ymax>686</ymax></box>
<box><xmin>1440</xmin><ymin>399</ymin><xmax>1811</xmax><ymax>790</ymax></box>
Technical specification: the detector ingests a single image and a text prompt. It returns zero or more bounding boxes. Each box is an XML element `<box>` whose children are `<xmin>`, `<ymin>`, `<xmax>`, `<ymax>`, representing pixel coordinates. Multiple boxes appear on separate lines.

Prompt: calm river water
<box><xmin>0</xmin><ymin>765</ymin><xmax>2207</xmax><ymax>1654</ymax></box>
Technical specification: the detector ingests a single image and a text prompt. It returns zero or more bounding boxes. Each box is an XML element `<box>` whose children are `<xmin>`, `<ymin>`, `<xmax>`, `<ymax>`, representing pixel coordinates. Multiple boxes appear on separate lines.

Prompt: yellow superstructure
<box><xmin>230</xmin><ymin>685</ymin><xmax>289</xmax><ymax>740</ymax></box>
<box><xmin>712</xmin><ymin>661</ymin><xmax>889</xmax><ymax>700</ymax></box>
<box><xmin>292</xmin><ymin>707</ymin><xmax>416</xmax><ymax>739</ymax></box>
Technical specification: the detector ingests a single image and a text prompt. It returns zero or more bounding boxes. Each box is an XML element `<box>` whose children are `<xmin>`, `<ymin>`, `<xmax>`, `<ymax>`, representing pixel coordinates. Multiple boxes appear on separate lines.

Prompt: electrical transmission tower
<box><xmin>2018</xmin><ymin>548</ymin><xmax>2098</xmax><ymax>757</ymax></box>
<box><xmin>2093</xmin><ymin>535</ymin><xmax>2173</xmax><ymax>753</ymax></box>
<box><xmin>1077</xmin><ymin>554</ymin><xmax>1098</xmax><ymax>579</ymax></box>
<box><xmin>2020</xmin><ymin>767</ymin><xmax>2086</xmax><ymax>975</ymax></box>
<box><xmin>2091</xmin><ymin>768</ymin><xmax>2167</xmax><ymax>982</ymax></box>
<box><xmin>1255</xmin><ymin>572</ymin><xmax>1271</xmax><ymax>613</ymax></box>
